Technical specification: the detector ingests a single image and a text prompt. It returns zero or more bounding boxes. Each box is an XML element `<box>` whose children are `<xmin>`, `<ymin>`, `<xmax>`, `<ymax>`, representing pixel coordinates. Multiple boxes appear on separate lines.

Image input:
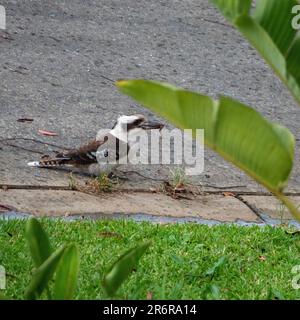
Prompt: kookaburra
<box><xmin>28</xmin><ymin>114</ymin><xmax>164</xmax><ymax>176</ymax></box>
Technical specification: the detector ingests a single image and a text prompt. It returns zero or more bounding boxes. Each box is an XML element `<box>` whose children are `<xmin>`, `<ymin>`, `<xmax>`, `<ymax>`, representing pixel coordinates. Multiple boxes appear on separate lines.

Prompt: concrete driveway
<box><xmin>0</xmin><ymin>0</ymin><xmax>299</xmax><ymax>222</ymax></box>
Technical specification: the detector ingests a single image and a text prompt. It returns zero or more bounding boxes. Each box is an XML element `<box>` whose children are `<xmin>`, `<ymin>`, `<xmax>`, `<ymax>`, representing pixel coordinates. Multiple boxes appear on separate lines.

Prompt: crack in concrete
<box><xmin>234</xmin><ymin>194</ymin><xmax>268</xmax><ymax>223</ymax></box>
<box><xmin>1</xmin><ymin>184</ymin><xmax>300</xmax><ymax>197</ymax></box>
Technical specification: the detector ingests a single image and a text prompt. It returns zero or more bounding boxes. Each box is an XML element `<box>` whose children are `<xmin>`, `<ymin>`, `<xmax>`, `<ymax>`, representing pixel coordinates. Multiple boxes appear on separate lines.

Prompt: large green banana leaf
<box><xmin>117</xmin><ymin>79</ymin><xmax>300</xmax><ymax>220</ymax></box>
<box><xmin>210</xmin><ymin>0</ymin><xmax>300</xmax><ymax>105</ymax></box>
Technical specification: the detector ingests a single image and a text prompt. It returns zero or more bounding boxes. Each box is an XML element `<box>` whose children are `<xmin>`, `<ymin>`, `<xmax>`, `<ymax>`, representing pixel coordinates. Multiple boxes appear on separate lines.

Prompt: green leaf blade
<box><xmin>287</xmin><ymin>36</ymin><xmax>300</xmax><ymax>86</ymax></box>
<box><xmin>205</xmin><ymin>256</ymin><xmax>226</xmax><ymax>276</ymax></box>
<box><xmin>210</xmin><ymin>0</ymin><xmax>252</xmax><ymax>22</ymax></box>
<box><xmin>53</xmin><ymin>244</ymin><xmax>80</xmax><ymax>300</ymax></box>
<box><xmin>215</xmin><ymin>96</ymin><xmax>294</xmax><ymax>191</ymax></box>
<box><xmin>210</xmin><ymin>0</ymin><xmax>300</xmax><ymax>105</ymax></box>
<box><xmin>254</xmin><ymin>0</ymin><xmax>298</xmax><ymax>55</ymax></box>
<box><xmin>25</xmin><ymin>246</ymin><xmax>66</xmax><ymax>300</ymax></box>
<box><xmin>103</xmin><ymin>242</ymin><xmax>150</xmax><ymax>297</ymax></box>
<box><xmin>235</xmin><ymin>15</ymin><xmax>287</xmax><ymax>81</ymax></box>
<box><xmin>117</xmin><ymin>80</ymin><xmax>218</xmax><ymax>144</ymax></box>
<box><xmin>25</xmin><ymin>218</ymin><xmax>52</xmax><ymax>268</ymax></box>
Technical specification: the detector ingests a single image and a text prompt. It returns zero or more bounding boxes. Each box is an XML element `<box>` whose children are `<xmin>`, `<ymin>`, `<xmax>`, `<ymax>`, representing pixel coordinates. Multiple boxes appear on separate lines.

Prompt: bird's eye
<box><xmin>133</xmin><ymin>119</ymin><xmax>142</xmax><ymax>126</ymax></box>
<box><xmin>104</xmin><ymin>150</ymin><xmax>109</xmax><ymax>157</ymax></box>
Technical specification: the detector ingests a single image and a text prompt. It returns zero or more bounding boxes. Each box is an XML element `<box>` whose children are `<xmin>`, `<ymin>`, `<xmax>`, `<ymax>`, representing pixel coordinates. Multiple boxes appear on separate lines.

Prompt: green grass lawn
<box><xmin>0</xmin><ymin>218</ymin><xmax>300</xmax><ymax>300</ymax></box>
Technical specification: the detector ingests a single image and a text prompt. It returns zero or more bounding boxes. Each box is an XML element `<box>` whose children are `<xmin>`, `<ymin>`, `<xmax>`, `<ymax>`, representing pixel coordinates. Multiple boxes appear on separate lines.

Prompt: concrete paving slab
<box><xmin>240</xmin><ymin>195</ymin><xmax>300</xmax><ymax>221</ymax></box>
<box><xmin>0</xmin><ymin>189</ymin><xmax>259</xmax><ymax>222</ymax></box>
<box><xmin>0</xmin><ymin>0</ymin><xmax>299</xmax><ymax>192</ymax></box>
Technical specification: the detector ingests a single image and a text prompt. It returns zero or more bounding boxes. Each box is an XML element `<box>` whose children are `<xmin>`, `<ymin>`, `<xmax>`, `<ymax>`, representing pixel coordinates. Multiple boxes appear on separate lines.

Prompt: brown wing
<box><xmin>38</xmin><ymin>136</ymin><xmax>108</xmax><ymax>166</ymax></box>
<box><xmin>57</xmin><ymin>136</ymin><xmax>109</xmax><ymax>165</ymax></box>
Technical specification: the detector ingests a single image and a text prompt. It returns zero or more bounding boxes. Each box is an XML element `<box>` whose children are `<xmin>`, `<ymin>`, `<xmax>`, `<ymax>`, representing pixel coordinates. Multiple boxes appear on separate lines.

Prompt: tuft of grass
<box><xmin>95</xmin><ymin>173</ymin><xmax>114</xmax><ymax>192</ymax></box>
<box><xmin>68</xmin><ymin>173</ymin><xmax>77</xmax><ymax>191</ymax></box>
<box><xmin>0</xmin><ymin>219</ymin><xmax>300</xmax><ymax>300</ymax></box>
<box><xmin>74</xmin><ymin>173</ymin><xmax>116</xmax><ymax>195</ymax></box>
<box><xmin>169</xmin><ymin>167</ymin><xmax>189</xmax><ymax>188</ymax></box>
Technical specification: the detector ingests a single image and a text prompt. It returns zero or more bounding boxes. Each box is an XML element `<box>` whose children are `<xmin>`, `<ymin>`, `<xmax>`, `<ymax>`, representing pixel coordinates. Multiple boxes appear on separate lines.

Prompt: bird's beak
<box><xmin>139</xmin><ymin>120</ymin><xmax>164</xmax><ymax>131</ymax></box>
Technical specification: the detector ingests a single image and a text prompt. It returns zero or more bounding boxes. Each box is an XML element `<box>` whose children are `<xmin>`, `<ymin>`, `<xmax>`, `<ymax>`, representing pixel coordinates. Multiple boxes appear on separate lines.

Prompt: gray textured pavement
<box><xmin>0</xmin><ymin>0</ymin><xmax>299</xmax><ymax>196</ymax></box>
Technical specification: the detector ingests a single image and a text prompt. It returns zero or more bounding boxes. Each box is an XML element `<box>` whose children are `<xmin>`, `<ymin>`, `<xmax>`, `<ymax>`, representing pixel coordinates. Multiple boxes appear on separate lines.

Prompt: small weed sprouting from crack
<box><xmin>95</xmin><ymin>173</ymin><xmax>114</xmax><ymax>193</ymax></box>
<box><xmin>68</xmin><ymin>173</ymin><xmax>78</xmax><ymax>190</ymax></box>
<box><xmin>83</xmin><ymin>173</ymin><xmax>118</xmax><ymax>194</ymax></box>
<box><xmin>68</xmin><ymin>172</ymin><xmax>118</xmax><ymax>195</ymax></box>
<box><xmin>161</xmin><ymin>167</ymin><xmax>194</xmax><ymax>200</ymax></box>
<box><xmin>169</xmin><ymin>167</ymin><xmax>189</xmax><ymax>189</ymax></box>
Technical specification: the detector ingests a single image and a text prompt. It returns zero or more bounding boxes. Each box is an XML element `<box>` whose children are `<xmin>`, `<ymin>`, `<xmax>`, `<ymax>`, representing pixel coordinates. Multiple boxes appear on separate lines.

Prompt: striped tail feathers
<box><xmin>27</xmin><ymin>154</ymin><xmax>72</xmax><ymax>167</ymax></box>
<box><xmin>27</xmin><ymin>137</ymin><xmax>108</xmax><ymax>168</ymax></box>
